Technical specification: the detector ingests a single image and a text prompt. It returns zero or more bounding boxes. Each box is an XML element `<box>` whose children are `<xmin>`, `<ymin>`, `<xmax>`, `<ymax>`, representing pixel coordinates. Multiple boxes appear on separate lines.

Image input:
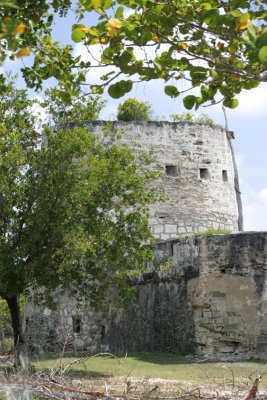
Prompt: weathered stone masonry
<box><xmin>26</xmin><ymin>232</ymin><xmax>267</xmax><ymax>360</ymax></box>
<box><xmin>84</xmin><ymin>121</ymin><xmax>241</xmax><ymax>238</ymax></box>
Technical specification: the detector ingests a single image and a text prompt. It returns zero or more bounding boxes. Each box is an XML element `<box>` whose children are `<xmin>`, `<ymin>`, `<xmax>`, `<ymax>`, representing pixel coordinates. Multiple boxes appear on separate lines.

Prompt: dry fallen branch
<box><xmin>244</xmin><ymin>375</ymin><xmax>261</xmax><ymax>400</ymax></box>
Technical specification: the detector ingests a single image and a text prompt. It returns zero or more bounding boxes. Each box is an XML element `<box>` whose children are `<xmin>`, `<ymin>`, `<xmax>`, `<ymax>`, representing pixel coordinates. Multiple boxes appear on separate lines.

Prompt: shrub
<box><xmin>117</xmin><ymin>98</ymin><xmax>152</xmax><ymax>121</ymax></box>
<box><xmin>171</xmin><ymin>112</ymin><xmax>215</xmax><ymax>126</ymax></box>
<box><xmin>180</xmin><ymin>228</ymin><xmax>232</xmax><ymax>239</ymax></box>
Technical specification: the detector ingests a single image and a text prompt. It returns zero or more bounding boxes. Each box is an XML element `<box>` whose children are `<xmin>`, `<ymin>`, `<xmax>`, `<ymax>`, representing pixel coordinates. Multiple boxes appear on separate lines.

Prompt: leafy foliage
<box><xmin>83</xmin><ymin>0</ymin><xmax>266</xmax><ymax>108</ymax></box>
<box><xmin>0</xmin><ymin>1</ymin><xmax>86</xmax><ymax>103</ymax></box>
<box><xmin>117</xmin><ymin>98</ymin><xmax>152</xmax><ymax>121</ymax></box>
<box><xmin>180</xmin><ymin>228</ymin><xmax>232</xmax><ymax>239</ymax></box>
<box><xmin>0</xmin><ymin>78</ymin><xmax>158</xmax><ymax>350</ymax></box>
<box><xmin>171</xmin><ymin>112</ymin><xmax>215</xmax><ymax>126</ymax></box>
<box><xmin>1</xmin><ymin>1</ymin><xmax>267</xmax><ymax>107</ymax></box>
<box><xmin>40</xmin><ymin>88</ymin><xmax>106</xmax><ymax>127</ymax></box>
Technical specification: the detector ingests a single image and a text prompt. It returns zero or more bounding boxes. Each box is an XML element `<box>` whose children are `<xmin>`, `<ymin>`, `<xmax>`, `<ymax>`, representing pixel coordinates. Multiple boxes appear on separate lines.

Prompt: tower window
<box><xmin>199</xmin><ymin>168</ymin><xmax>209</xmax><ymax>179</ymax></box>
<box><xmin>165</xmin><ymin>165</ymin><xmax>179</xmax><ymax>177</ymax></box>
<box><xmin>72</xmin><ymin>316</ymin><xmax>82</xmax><ymax>334</ymax></box>
<box><xmin>222</xmin><ymin>170</ymin><xmax>228</xmax><ymax>182</ymax></box>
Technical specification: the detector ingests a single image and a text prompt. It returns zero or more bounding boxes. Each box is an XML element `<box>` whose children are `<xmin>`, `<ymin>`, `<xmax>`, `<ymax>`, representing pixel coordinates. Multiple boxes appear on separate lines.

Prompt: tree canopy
<box><xmin>117</xmin><ymin>98</ymin><xmax>152</xmax><ymax>121</ymax></box>
<box><xmin>0</xmin><ymin>78</ymin><xmax>158</xmax><ymax>364</ymax></box>
<box><xmin>1</xmin><ymin>0</ymin><xmax>267</xmax><ymax>107</ymax></box>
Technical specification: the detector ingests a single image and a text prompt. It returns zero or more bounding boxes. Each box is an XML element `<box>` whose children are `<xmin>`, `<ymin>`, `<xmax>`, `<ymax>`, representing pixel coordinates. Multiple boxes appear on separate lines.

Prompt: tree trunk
<box><xmin>5</xmin><ymin>295</ymin><xmax>28</xmax><ymax>370</ymax></box>
<box><xmin>0</xmin><ymin>322</ymin><xmax>6</xmax><ymax>353</ymax></box>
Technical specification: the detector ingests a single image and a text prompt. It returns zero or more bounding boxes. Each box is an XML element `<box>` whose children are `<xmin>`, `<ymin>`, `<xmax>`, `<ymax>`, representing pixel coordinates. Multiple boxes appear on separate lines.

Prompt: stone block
<box><xmin>44</xmin><ymin>308</ymin><xmax>51</xmax><ymax>317</ymax></box>
<box><xmin>153</xmin><ymin>225</ymin><xmax>164</xmax><ymax>234</ymax></box>
<box><xmin>160</xmin><ymin>234</ymin><xmax>171</xmax><ymax>240</ymax></box>
<box><xmin>165</xmin><ymin>224</ymin><xmax>177</xmax><ymax>233</ymax></box>
<box><xmin>149</xmin><ymin>218</ymin><xmax>158</xmax><ymax>225</ymax></box>
<box><xmin>211</xmin><ymin>310</ymin><xmax>221</xmax><ymax>318</ymax></box>
<box><xmin>219</xmin><ymin>345</ymin><xmax>235</xmax><ymax>353</ymax></box>
<box><xmin>256</xmin><ymin>343</ymin><xmax>267</xmax><ymax>352</ymax></box>
<box><xmin>211</xmin><ymin>291</ymin><xmax>226</xmax><ymax>298</ymax></box>
<box><xmin>203</xmin><ymin>309</ymin><xmax>212</xmax><ymax>318</ymax></box>
<box><xmin>256</xmin><ymin>335</ymin><xmax>267</xmax><ymax>344</ymax></box>
<box><xmin>228</xmin><ymin>317</ymin><xmax>241</xmax><ymax>324</ymax></box>
<box><xmin>76</xmin><ymin>339</ymin><xmax>85</xmax><ymax>348</ymax></box>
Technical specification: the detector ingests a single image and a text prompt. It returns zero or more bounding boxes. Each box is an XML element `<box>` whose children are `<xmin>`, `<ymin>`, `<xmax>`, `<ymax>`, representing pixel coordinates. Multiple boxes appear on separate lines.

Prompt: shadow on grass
<box><xmin>127</xmin><ymin>352</ymin><xmax>267</xmax><ymax>366</ymax></box>
<box><xmin>126</xmin><ymin>352</ymin><xmax>198</xmax><ymax>365</ymax></box>
<box><xmin>0</xmin><ymin>361</ymin><xmax>112</xmax><ymax>380</ymax></box>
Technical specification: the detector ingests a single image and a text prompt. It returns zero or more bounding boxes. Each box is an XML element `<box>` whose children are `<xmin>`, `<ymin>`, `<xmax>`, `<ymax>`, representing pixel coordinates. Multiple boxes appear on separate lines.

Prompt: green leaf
<box><xmin>239</xmin><ymin>12</ymin><xmax>250</xmax><ymax>23</ymax></box>
<box><xmin>247</xmin><ymin>24</ymin><xmax>257</xmax><ymax>43</ymax></box>
<box><xmin>164</xmin><ymin>85</ymin><xmax>179</xmax><ymax>98</ymax></box>
<box><xmin>153</xmin><ymin>60</ymin><xmax>162</xmax><ymax>72</ymax></box>
<box><xmin>203</xmin><ymin>9</ymin><xmax>220</xmax><ymax>26</ymax></box>
<box><xmin>183</xmin><ymin>95</ymin><xmax>196</xmax><ymax>110</ymax></box>
<box><xmin>244</xmin><ymin>80</ymin><xmax>260</xmax><ymax>89</ymax></box>
<box><xmin>115</xmin><ymin>6</ymin><xmax>124</xmax><ymax>18</ymax></box>
<box><xmin>257</xmin><ymin>31</ymin><xmax>267</xmax><ymax>49</ymax></box>
<box><xmin>108</xmin><ymin>80</ymin><xmax>133</xmax><ymax>98</ymax></box>
<box><xmin>223</xmin><ymin>97</ymin><xmax>239</xmax><ymax>109</ymax></box>
<box><xmin>258</xmin><ymin>46</ymin><xmax>267</xmax><ymax>65</ymax></box>
<box><xmin>0</xmin><ymin>0</ymin><xmax>18</xmax><ymax>8</ymax></box>
<box><xmin>190</xmin><ymin>66</ymin><xmax>208</xmax><ymax>82</ymax></box>
<box><xmin>72</xmin><ymin>29</ymin><xmax>86</xmax><ymax>43</ymax></box>
<box><xmin>90</xmin><ymin>85</ymin><xmax>104</xmax><ymax>94</ymax></box>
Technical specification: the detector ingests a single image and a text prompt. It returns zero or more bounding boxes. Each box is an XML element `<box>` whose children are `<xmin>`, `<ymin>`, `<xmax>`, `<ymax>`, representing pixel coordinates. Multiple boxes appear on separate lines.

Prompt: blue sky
<box><xmin>2</xmin><ymin>10</ymin><xmax>267</xmax><ymax>232</ymax></box>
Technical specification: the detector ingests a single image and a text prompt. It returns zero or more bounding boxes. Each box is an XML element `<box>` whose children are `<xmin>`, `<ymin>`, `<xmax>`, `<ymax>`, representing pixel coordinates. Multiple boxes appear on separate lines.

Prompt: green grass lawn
<box><xmin>31</xmin><ymin>352</ymin><xmax>267</xmax><ymax>388</ymax></box>
<box><xmin>0</xmin><ymin>353</ymin><xmax>266</xmax><ymax>399</ymax></box>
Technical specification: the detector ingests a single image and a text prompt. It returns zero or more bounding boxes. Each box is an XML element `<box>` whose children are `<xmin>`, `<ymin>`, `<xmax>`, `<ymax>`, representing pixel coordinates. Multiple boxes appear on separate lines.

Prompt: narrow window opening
<box><xmin>25</xmin><ymin>317</ymin><xmax>29</xmax><ymax>332</ymax></box>
<box><xmin>165</xmin><ymin>165</ymin><xmax>179</xmax><ymax>177</ymax></box>
<box><xmin>72</xmin><ymin>316</ymin><xmax>82</xmax><ymax>334</ymax></box>
<box><xmin>199</xmin><ymin>168</ymin><xmax>209</xmax><ymax>179</ymax></box>
<box><xmin>101</xmin><ymin>325</ymin><xmax>106</xmax><ymax>340</ymax></box>
<box><xmin>222</xmin><ymin>170</ymin><xmax>228</xmax><ymax>182</ymax></box>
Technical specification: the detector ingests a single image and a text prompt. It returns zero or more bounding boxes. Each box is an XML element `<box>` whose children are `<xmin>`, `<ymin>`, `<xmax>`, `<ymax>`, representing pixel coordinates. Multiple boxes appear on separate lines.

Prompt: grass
<box><xmin>1</xmin><ymin>353</ymin><xmax>267</xmax><ymax>398</ymax></box>
<box><xmin>31</xmin><ymin>352</ymin><xmax>267</xmax><ymax>386</ymax></box>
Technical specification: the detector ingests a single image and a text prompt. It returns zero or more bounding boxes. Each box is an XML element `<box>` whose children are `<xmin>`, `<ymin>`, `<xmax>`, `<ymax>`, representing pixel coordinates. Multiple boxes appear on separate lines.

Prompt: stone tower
<box><xmin>86</xmin><ymin>121</ymin><xmax>241</xmax><ymax>240</ymax></box>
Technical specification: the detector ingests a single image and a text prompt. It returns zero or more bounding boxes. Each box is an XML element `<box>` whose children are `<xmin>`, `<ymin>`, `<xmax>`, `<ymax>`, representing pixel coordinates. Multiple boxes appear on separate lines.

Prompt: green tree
<box><xmin>40</xmin><ymin>88</ymin><xmax>106</xmax><ymax>127</ymax></box>
<box><xmin>0</xmin><ymin>78</ymin><xmax>158</xmax><ymax>367</ymax></box>
<box><xmin>2</xmin><ymin>1</ymin><xmax>267</xmax><ymax>107</ymax></box>
<box><xmin>117</xmin><ymin>98</ymin><xmax>151</xmax><ymax>121</ymax></box>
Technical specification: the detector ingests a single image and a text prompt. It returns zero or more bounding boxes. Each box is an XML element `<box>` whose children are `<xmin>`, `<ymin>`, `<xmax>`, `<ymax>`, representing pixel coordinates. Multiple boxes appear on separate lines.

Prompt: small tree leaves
<box><xmin>256</xmin><ymin>31</ymin><xmax>267</xmax><ymax>49</ymax></box>
<box><xmin>164</xmin><ymin>85</ymin><xmax>179</xmax><ymax>98</ymax></box>
<box><xmin>2</xmin><ymin>0</ymin><xmax>267</xmax><ymax>108</ymax></box>
<box><xmin>183</xmin><ymin>95</ymin><xmax>197</xmax><ymax>110</ymax></box>
<box><xmin>108</xmin><ymin>80</ymin><xmax>133</xmax><ymax>98</ymax></box>
<box><xmin>117</xmin><ymin>98</ymin><xmax>151</xmax><ymax>121</ymax></box>
<box><xmin>258</xmin><ymin>46</ymin><xmax>267</xmax><ymax>65</ymax></box>
<box><xmin>72</xmin><ymin>28</ymin><xmax>86</xmax><ymax>42</ymax></box>
<box><xmin>223</xmin><ymin>97</ymin><xmax>239</xmax><ymax>109</ymax></box>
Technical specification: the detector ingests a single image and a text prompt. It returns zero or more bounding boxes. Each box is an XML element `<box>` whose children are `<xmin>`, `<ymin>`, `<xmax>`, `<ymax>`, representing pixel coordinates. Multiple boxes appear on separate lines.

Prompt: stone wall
<box><xmin>25</xmin><ymin>231</ymin><xmax>267</xmax><ymax>360</ymax></box>
<box><xmin>82</xmin><ymin>121</ymin><xmax>240</xmax><ymax>239</ymax></box>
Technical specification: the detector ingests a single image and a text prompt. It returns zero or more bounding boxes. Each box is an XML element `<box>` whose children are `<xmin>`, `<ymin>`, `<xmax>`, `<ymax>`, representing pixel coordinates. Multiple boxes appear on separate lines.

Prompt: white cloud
<box><xmin>200</xmin><ymin>83</ymin><xmax>267</xmax><ymax>122</ymax></box>
<box><xmin>228</xmin><ymin>84</ymin><xmax>267</xmax><ymax>117</ymax></box>
<box><xmin>243</xmin><ymin>187</ymin><xmax>267</xmax><ymax>231</ymax></box>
